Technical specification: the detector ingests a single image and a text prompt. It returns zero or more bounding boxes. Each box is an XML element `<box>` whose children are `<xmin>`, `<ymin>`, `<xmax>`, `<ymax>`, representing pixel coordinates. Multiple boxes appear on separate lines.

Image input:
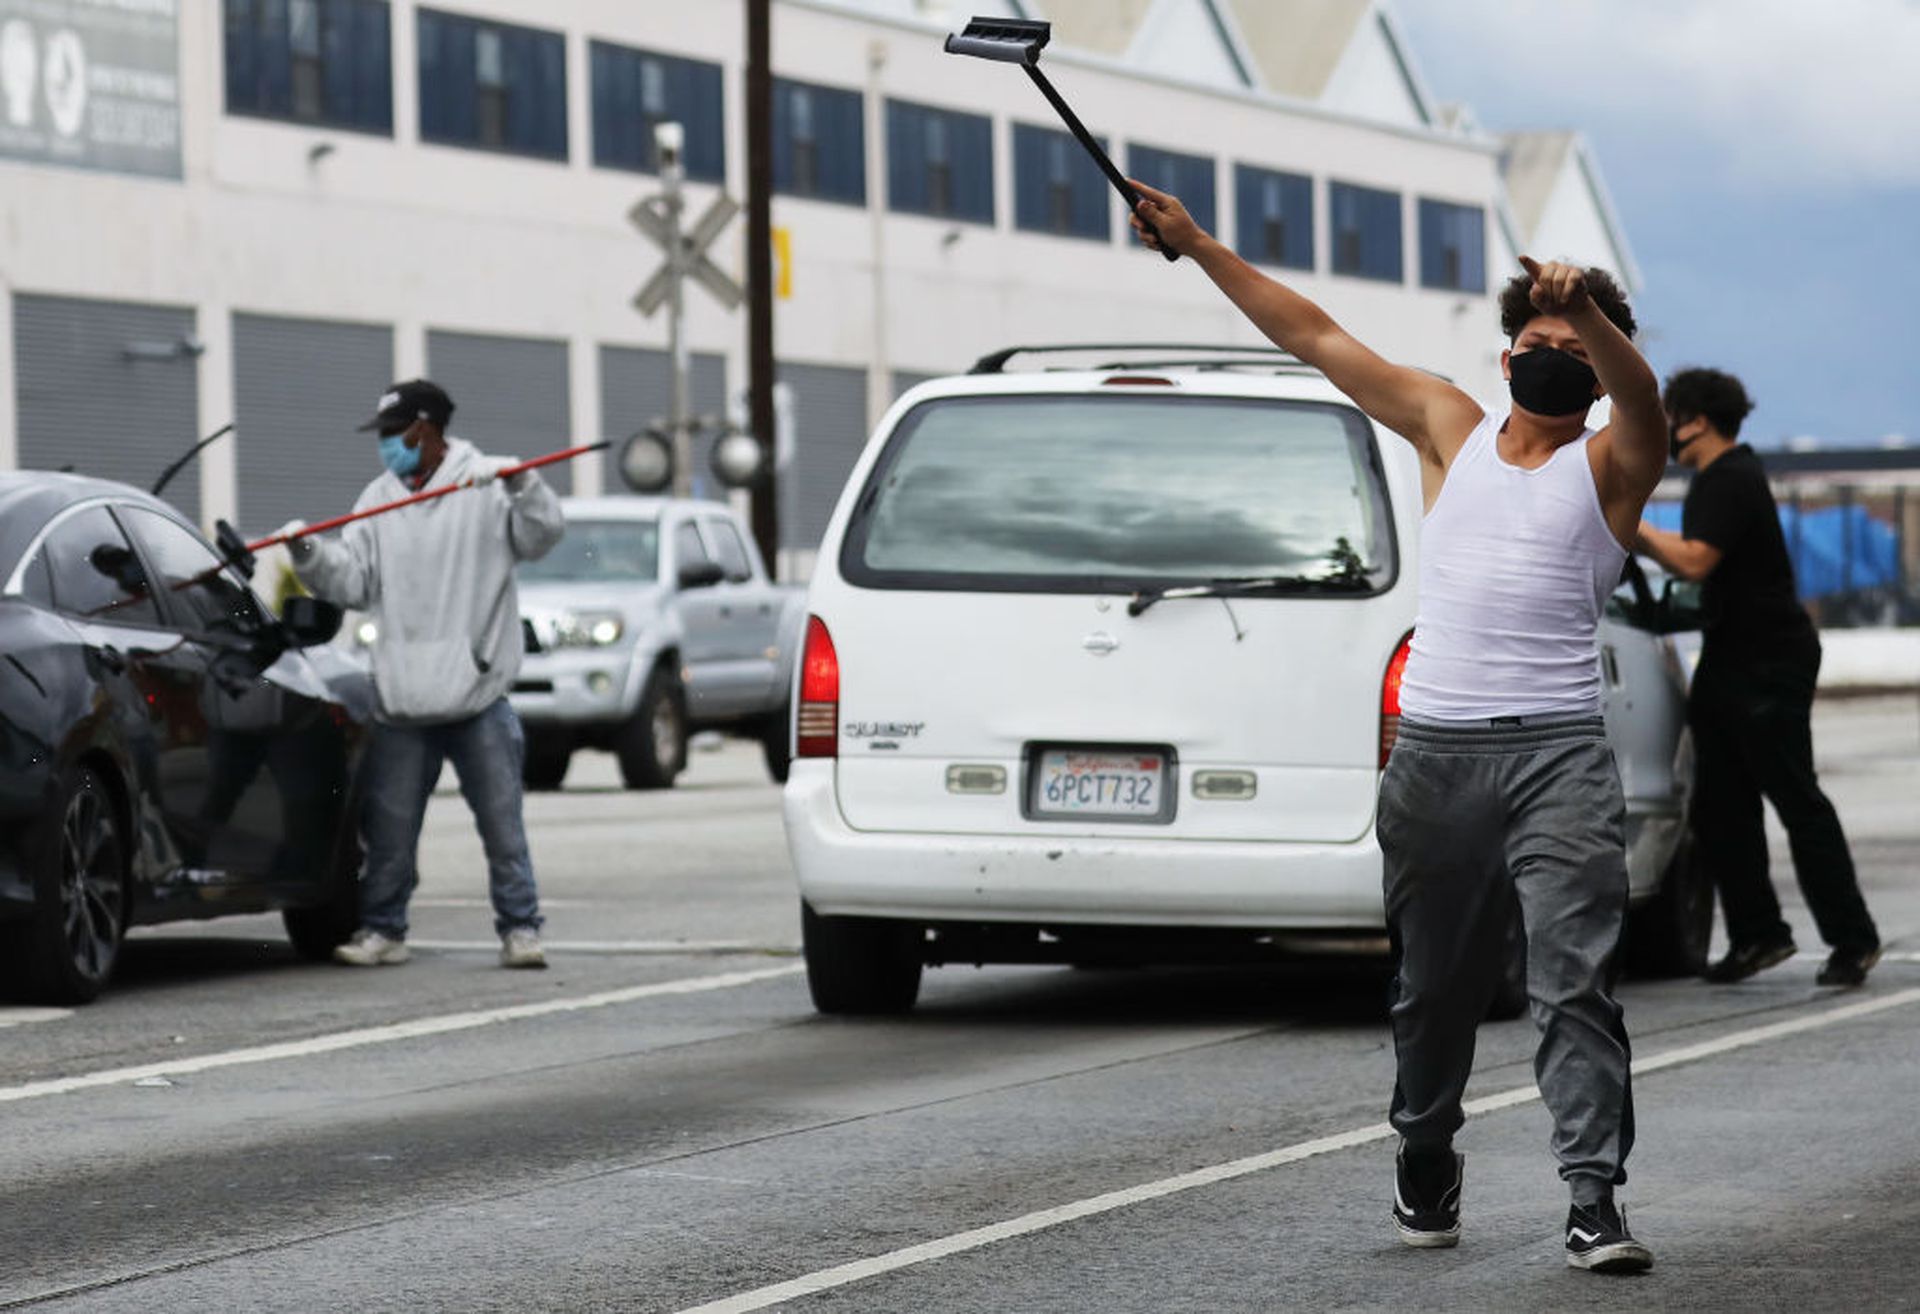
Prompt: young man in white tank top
<box><xmin>1129</xmin><ymin>183</ymin><xmax>1667</xmax><ymax>1272</ymax></box>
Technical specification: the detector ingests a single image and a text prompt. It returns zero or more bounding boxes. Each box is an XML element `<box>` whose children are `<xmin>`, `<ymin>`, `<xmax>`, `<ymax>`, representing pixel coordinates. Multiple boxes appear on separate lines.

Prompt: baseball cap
<box><xmin>357</xmin><ymin>379</ymin><xmax>455</xmax><ymax>433</ymax></box>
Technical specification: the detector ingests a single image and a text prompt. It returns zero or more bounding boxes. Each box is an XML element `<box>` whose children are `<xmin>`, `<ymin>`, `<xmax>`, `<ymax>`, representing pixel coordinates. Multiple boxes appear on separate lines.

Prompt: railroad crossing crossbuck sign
<box><xmin>630</xmin><ymin>194</ymin><xmax>744</xmax><ymax>315</ymax></box>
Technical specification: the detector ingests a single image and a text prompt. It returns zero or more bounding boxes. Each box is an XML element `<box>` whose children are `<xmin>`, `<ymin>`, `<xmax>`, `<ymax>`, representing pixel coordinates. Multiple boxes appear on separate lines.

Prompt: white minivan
<box><xmin>784</xmin><ymin>347</ymin><xmax>1706</xmax><ymax>1013</ymax></box>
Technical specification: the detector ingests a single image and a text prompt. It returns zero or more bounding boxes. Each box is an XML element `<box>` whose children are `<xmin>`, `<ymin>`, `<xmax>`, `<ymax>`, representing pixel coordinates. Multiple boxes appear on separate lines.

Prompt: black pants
<box><xmin>1688</xmin><ymin>639</ymin><xmax>1878</xmax><ymax>953</ymax></box>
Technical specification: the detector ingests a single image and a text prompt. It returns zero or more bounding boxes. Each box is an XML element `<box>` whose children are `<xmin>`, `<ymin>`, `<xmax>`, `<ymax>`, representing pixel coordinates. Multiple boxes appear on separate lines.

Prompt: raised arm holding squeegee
<box><xmin>242</xmin><ymin>442</ymin><xmax>604</xmax><ymax>557</ymax></box>
<box><xmin>944</xmin><ymin>17</ymin><xmax>1177</xmax><ymax>261</ymax></box>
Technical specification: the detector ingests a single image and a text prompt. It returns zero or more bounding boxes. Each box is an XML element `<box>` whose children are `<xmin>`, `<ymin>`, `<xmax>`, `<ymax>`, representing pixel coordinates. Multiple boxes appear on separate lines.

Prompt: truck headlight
<box><xmin>551</xmin><ymin>611</ymin><xmax>625</xmax><ymax>648</ymax></box>
<box><xmin>354</xmin><ymin>619</ymin><xmax>378</xmax><ymax>647</ymax></box>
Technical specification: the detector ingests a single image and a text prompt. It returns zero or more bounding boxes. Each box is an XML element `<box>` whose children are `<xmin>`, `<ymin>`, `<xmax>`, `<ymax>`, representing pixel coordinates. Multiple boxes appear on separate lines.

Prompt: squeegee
<box><xmin>944</xmin><ymin>17</ymin><xmax>1177</xmax><ymax>261</ymax></box>
<box><xmin>212</xmin><ymin>441</ymin><xmax>609</xmax><ymax>579</ymax></box>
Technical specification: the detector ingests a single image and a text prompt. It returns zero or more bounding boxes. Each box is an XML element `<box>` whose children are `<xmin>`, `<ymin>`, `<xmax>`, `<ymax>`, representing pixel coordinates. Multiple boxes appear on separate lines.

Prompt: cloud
<box><xmin>1392</xmin><ymin>0</ymin><xmax>1920</xmax><ymax>190</ymax></box>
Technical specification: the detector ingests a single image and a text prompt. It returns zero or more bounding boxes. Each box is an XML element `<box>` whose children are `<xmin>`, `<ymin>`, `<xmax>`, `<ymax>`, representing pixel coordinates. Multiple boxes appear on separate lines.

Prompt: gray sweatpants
<box><xmin>1377</xmin><ymin>715</ymin><xmax>1634</xmax><ymax>1204</ymax></box>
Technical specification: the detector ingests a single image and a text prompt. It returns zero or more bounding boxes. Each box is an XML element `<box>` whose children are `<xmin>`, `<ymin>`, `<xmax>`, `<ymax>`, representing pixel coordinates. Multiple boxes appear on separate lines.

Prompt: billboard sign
<box><xmin>0</xmin><ymin>0</ymin><xmax>180</xmax><ymax>179</ymax></box>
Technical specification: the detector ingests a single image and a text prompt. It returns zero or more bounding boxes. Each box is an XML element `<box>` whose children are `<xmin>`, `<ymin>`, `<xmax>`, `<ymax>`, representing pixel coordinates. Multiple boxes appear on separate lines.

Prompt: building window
<box><xmin>1128</xmin><ymin>144</ymin><xmax>1215</xmax><ymax>239</ymax></box>
<box><xmin>886</xmin><ymin>100</ymin><xmax>993</xmax><ymax>224</ymax></box>
<box><xmin>591</xmin><ymin>42</ymin><xmax>725</xmax><ymax>182</ymax></box>
<box><xmin>417</xmin><ymin>9</ymin><xmax>566</xmax><ymax>160</ymax></box>
<box><xmin>1330</xmin><ymin>181</ymin><xmax>1403</xmax><ymax>282</ymax></box>
<box><xmin>1419</xmin><ymin>198</ymin><xmax>1487</xmax><ymax>293</ymax></box>
<box><xmin>1234</xmin><ymin>164</ymin><xmax>1312</xmax><ymax>271</ymax></box>
<box><xmin>224</xmin><ymin>0</ymin><xmax>392</xmax><ymax>134</ymax></box>
<box><xmin>1013</xmin><ymin>122</ymin><xmax>1109</xmax><ymax>241</ymax></box>
<box><xmin>773</xmin><ymin>78</ymin><xmax>864</xmax><ymax>204</ymax></box>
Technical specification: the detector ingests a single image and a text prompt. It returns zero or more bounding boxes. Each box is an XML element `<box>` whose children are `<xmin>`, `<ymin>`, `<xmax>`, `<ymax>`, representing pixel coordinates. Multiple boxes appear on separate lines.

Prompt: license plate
<box><xmin>1031</xmin><ymin>747</ymin><xmax>1173</xmax><ymax>822</ymax></box>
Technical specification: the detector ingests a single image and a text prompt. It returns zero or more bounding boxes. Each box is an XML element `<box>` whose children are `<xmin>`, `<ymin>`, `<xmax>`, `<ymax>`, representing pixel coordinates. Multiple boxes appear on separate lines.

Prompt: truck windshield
<box><xmin>841</xmin><ymin>393</ymin><xmax>1396</xmax><ymax>593</ymax></box>
<box><xmin>519</xmin><ymin>519</ymin><xmax>659</xmax><ymax>583</ymax></box>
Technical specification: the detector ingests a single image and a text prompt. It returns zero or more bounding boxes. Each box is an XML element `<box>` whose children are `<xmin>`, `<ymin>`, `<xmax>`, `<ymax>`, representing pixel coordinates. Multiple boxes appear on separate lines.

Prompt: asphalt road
<box><xmin>3</xmin><ymin>698</ymin><xmax>1917</xmax><ymax>1313</ymax></box>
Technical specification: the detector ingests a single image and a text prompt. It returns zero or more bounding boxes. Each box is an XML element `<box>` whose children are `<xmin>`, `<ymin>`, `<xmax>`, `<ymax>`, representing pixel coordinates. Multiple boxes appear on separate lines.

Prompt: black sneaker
<box><xmin>1703</xmin><ymin>937</ymin><xmax>1796</xmax><ymax>983</ymax></box>
<box><xmin>1392</xmin><ymin>1145</ymin><xmax>1462</xmax><ymax>1248</ymax></box>
<box><xmin>1815</xmin><ymin>944</ymin><xmax>1882</xmax><ymax>988</ymax></box>
<box><xmin>1565</xmin><ymin>1200</ymin><xmax>1653</xmax><ymax>1273</ymax></box>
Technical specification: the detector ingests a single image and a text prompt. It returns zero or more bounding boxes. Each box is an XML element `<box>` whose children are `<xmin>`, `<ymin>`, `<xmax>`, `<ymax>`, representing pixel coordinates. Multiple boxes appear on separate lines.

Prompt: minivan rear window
<box><xmin>841</xmin><ymin>394</ymin><xmax>1396</xmax><ymax>593</ymax></box>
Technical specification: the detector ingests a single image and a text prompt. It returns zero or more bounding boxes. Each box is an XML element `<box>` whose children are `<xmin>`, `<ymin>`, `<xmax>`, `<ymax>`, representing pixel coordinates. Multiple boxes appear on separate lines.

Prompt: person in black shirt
<box><xmin>1636</xmin><ymin>368</ymin><xmax>1880</xmax><ymax>987</ymax></box>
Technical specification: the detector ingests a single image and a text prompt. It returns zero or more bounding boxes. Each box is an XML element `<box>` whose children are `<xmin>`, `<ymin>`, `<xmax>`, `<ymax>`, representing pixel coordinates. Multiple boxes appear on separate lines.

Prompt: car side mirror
<box><xmin>281</xmin><ymin>595</ymin><xmax>343</xmax><ymax>647</ymax></box>
<box><xmin>677</xmin><ymin>559</ymin><xmax>726</xmax><ymax>591</ymax></box>
<box><xmin>1656</xmin><ymin>578</ymin><xmax>1705</xmax><ymax>635</ymax></box>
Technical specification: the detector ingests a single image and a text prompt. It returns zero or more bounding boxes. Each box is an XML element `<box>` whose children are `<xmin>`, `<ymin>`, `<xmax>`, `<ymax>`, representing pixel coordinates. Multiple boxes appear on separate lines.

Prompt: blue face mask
<box><xmin>378</xmin><ymin>433</ymin><xmax>421</xmax><ymax>478</ymax></box>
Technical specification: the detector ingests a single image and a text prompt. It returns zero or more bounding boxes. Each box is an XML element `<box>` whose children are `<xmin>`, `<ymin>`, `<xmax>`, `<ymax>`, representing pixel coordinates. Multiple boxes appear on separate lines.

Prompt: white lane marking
<box><xmin>0</xmin><ymin>1007</ymin><xmax>73</xmax><ymax>1029</ymax></box>
<box><xmin>673</xmin><ymin>985</ymin><xmax>1920</xmax><ymax>1314</ymax></box>
<box><xmin>406</xmin><ymin>939</ymin><xmax>797</xmax><ymax>957</ymax></box>
<box><xmin>0</xmin><ymin>964</ymin><xmax>802</xmax><ymax>1105</ymax></box>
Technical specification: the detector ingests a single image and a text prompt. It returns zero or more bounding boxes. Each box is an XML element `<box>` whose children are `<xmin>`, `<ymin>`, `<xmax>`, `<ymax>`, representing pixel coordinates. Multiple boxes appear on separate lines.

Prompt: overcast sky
<box><xmin>1391</xmin><ymin>0</ymin><xmax>1919</xmax><ymax>447</ymax></box>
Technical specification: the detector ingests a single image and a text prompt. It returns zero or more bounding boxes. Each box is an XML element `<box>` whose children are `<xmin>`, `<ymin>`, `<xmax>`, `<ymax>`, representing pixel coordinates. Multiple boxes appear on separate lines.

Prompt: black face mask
<box><xmin>1668</xmin><ymin>418</ymin><xmax>1698</xmax><ymax>462</ymax></box>
<box><xmin>1508</xmin><ymin>346</ymin><xmax>1598</xmax><ymax>417</ymax></box>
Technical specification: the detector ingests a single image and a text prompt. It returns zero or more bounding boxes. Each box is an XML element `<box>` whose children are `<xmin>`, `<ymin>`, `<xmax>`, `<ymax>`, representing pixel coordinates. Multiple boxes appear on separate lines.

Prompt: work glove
<box><xmin>473</xmin><ymin>456</ymin><xmax>530</xmax><ymax>493</ymax></box>
<box><xmin>277</xmin><ymin>520</ymin><xmax>316</xmax><ymax>561</ymax></box>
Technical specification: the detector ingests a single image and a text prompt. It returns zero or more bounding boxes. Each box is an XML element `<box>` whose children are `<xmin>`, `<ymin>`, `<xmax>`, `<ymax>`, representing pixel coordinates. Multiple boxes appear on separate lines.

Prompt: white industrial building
<box><xmin>0</xmin><ymin>0</ymin><xmax>1638</xmax><ymax>572</ymax></box>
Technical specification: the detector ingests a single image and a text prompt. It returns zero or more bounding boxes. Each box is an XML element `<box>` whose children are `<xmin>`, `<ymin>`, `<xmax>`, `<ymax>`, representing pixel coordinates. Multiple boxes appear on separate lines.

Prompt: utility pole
<box><xmin>658</xmin><ymin>122</ymin><xmax>693</xmax><ymax>497</ymax></box>
<box><xmin>745</xmin><ymin>0</ymin><xmax>779</xmax><ymax>571</ymax></box>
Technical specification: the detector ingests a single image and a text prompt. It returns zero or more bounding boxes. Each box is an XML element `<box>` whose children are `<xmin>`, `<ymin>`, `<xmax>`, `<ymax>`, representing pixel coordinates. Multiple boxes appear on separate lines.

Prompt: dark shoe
<box><xmin>1703</xmin><ymin>937</ymin><xmax>1796</xmax><ymax>983</ymax></box>
<box><xmin>1815</xmin><ymin>944</ymin><xmax>1881</xmax><ymax>988</ymax></box>
<box><xmin>1565</xmin><ymin>1200</ymin><xmax>1653</xmax><ymax>1273</ymax></box>
<box><xmin>1393</xmin><ymin>1144</ymin><xmax>1462</xmax><ymax>1248</ymax></box>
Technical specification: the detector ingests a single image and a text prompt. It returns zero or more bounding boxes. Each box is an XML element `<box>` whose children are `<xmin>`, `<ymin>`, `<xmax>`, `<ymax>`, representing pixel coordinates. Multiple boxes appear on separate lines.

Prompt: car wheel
<box><xmin>14</xmin><ymin>767</ymin><xmax>128</xmax><ymax>1005</ymax></box>
<box><xmin>523</xmin><ymin>741</ymin><xmax>571</xmax><ymax>792</ymax></box>
<box><xmin>801</xmin><ymin>900</ymin><xmax>923</xmax><ymax>1015</ymax></box>
<box><xmin>617</xmin><ymin>665</ymin><xmax>687</xmax><ymax>790</ymax></box>
<box><xmin>283</xmin><ymin>824</ymin><xmax>362</xmax><ymax>962</ymax></box>
<box><xmin>760</xmin><ymin>704</ymin><xmax>792</xmax><ymax>785</ymax></box>
<box><xmin>1627</xmin><ymin>830</ymin><xmax>1711</xmax><ymax>978</ymax></box>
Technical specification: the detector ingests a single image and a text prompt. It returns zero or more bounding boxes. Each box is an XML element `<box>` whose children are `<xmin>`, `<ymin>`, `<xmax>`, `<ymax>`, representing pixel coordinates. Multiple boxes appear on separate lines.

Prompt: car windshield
<box><xmin>842</xmin><ymin>393</ymin><xmax>1396</xmax><ymax>592</ymax></box>
<box><xmin>518</xmin><ymin>519</ymin><xmax>659</xmax><ymax>583</ymax></box>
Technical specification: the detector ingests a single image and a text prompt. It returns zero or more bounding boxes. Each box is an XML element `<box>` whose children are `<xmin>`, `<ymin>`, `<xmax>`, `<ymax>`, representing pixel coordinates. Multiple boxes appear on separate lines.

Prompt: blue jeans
<box><xmin>359</xmin><ymin>698</ymin><xmax>543</xmax><ymax>939</ymax></box>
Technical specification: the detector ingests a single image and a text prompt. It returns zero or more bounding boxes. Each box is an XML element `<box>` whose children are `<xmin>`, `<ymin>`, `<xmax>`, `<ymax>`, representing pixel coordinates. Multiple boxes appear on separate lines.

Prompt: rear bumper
<box><xmin>783</xmin><ymin>761</ymin><xmax>1387</xmax><ymax>929</ymax></box>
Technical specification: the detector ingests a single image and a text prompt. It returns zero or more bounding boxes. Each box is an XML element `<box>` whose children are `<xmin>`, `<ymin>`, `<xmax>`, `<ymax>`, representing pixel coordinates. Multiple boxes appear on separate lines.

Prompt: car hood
<box><xmin>518</xmin><ymin>579</ymin><xmax>666</xmax><ymax>611</ymax></box>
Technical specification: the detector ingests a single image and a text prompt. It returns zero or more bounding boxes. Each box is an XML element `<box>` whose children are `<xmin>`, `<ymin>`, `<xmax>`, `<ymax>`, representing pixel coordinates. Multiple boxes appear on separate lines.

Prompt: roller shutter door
<box><xmin>13</xmin><ymin>293</ymin><xmax>201</xmax><ymax>522</ymax></box>
<box><xmin>779</xmin><ymin>361</ymin><xmax>870</xmax><ymax>551</ymax></box>
<box><xmin>233</xmin><ymin>312</ymin><xmax>394</xmax><ymax>531</ymax></box>
<box><xmin>427</xmin><ymin>330</ymin><xmax>573</xmax><ymax>495</ymax></box>
<box><xmin>599</xmin><ymin>345</ymin><xmax>728</xmax><ymax>500</ymax></box>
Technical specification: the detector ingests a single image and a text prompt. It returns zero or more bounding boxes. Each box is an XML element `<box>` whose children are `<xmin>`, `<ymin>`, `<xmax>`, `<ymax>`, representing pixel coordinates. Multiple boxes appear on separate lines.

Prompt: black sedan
<box><xmin>0</xmin><ymin>473</ymin><xmax>371</xmax><ymax>1003</ymax></box>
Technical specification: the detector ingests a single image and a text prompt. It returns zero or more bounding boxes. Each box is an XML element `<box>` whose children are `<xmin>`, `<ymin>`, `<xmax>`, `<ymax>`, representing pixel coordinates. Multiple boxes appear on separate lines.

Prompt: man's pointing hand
<box><xmin>1519</xmin><ymin>255</ymin><xmax>1591</xmax><ymax>318</ymax></box>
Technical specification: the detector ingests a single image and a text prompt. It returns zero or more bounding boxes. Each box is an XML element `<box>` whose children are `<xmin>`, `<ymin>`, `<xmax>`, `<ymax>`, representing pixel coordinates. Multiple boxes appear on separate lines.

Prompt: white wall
<box><xmin>1529</xmin><ymin>152</ymin><xmax>1629</xmax><ymax>281</ymax></box>
<box><xmin>1318</xmin><ymin>9</ymin><xmax>1426</xmax><ymax>130</ymax></box>
<box><xmin>2</xmin><ymin>0</ymin><xmax>1519</xmax><ymax>529</ymax></box>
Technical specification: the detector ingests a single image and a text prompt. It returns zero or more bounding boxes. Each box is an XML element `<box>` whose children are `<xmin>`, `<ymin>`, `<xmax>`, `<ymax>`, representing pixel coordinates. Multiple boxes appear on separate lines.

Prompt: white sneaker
<box><xmin>500</xmin><ymin>927</ymin><xmax>548</xmax><ymax>969</ymax></box>
<box><xmin>334</xmin><ymin>928</ymin><xmax>410</xmax><ymax>966</ymax></box>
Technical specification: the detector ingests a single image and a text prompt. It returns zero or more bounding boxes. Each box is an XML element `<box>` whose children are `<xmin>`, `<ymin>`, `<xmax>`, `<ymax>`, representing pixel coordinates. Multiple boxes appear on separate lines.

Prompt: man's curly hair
<box><xmin>1498</xmin><ymin>266</ymin><xmax>1635</xmax><ymax>342</ymax></box>
<box><xmin>1664</xmin><ymin>367</ymin><xmax>1755</xmax><ymax>439</ymax></box>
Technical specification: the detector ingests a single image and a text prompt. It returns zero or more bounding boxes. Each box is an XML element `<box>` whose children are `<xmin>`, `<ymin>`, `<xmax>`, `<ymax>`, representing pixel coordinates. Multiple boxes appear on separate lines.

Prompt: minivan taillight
<box><xmin>797</xmin><ymin>615</ymin><xmax>839</xmax><ymax>759</ymax></box>
<box><xmin>1380</xmin><ymin>630</ymin><xmax>1414</xmax><ymax>768</ymax></box>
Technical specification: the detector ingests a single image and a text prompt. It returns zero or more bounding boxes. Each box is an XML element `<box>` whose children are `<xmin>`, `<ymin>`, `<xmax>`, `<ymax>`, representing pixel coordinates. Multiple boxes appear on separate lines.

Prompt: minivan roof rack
<box><xmin>968</xmin><ymin>343</ymin><xmax>1302</xmax><ymax>374</ymax></box>
<box><xmin>1083</xmin><ymin>357</ymin><xmax>1326</xmax><ymax>375</ymax></box>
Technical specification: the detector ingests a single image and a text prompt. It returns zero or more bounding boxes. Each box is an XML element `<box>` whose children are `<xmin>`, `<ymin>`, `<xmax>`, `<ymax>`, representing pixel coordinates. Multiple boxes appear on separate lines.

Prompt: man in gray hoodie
<box><xmin>284</xmin><ymin>379</ymin><xmax>566</xmax><ymax>969</ymax></box>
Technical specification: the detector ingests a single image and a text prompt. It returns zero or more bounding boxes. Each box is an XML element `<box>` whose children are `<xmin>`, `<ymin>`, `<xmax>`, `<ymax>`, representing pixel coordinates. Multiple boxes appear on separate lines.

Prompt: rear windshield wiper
<box><xmin>1126</xmin><ymin>573</ymin><xmax>1371</xmax><ymax>617</ymax></box>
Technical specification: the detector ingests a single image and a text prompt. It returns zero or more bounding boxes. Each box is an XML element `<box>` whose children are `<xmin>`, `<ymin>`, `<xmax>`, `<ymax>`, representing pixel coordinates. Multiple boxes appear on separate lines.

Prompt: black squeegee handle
<box><xmin>1024</xmin><ymin>64</ymin><xmax>1178</xmax><ymax>262</ymax></box>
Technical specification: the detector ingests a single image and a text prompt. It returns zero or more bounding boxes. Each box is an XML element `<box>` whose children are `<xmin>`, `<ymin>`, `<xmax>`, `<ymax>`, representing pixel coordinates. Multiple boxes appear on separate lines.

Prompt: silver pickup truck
<box><xmin>510</xmin><ymin>497</ymin><xmax>806</xmax><ymax>790</ymax></box>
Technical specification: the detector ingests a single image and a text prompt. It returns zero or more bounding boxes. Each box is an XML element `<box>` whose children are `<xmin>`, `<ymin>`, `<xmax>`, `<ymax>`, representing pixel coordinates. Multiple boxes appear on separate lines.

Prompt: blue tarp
<box><xmin>1644</xmin><ymin>500</ymin><xmax>1901</xmax><ymax>600</ymax></box>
